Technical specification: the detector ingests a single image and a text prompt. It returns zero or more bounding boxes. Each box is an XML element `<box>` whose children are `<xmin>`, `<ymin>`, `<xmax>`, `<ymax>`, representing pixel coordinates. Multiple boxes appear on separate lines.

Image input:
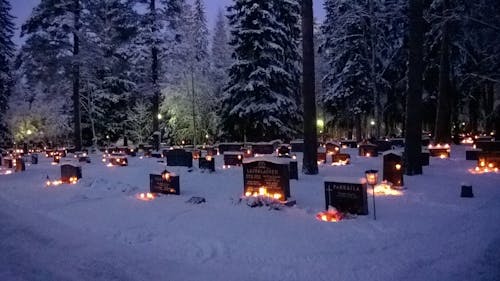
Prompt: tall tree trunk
<box><xmin>150</xmin><ymin>0</ymin><xmax>160</xmax><ymax>151</ymax></box>
<box><xmin>469</xmin><ymin>88</ymin><xmax>479</xmax><ymax>134</ymax></box>
<box><xmin>73</xmin><ymin>0</ymin><xmax>82</xmax><ymax>151</ymax></box>
<box><xmin>301</xmin><ymin>0</ymin><xmax>318</xmax><ymax>175</ymax></box>
<box><xmin>485</xmin><ymin>83</ymin><xmax>494</xmax><ymax>132</ymax></box>
<box><xmin>404</xmin><ymin>0</ymin><xmax>424</xmax><ymax>176</ymax></box>
<box><xmin>434</xmin><ymin>0</ymin><xmax>452</xmax><ymax>144</ymax></box>
<box><xmin>191</xmin><ymin>67</ymin><xmax>197</xmax><ymax>147</ymax></box>
<box><xmin>355</xmin><ymin>116</ymin><xmax>362</xmax><ymax>141</ymax></box>
<box><xmin>369</xmin><ymin>0</ymin><xmax>381</xmax><ymax>138</ymax></box>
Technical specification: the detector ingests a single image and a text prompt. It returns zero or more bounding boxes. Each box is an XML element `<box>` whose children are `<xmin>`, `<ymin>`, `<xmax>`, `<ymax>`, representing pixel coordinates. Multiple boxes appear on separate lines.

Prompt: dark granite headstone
<box><xmin>478</xmin><ymin>152</ymin><xmax>500</xmax><ymax>168</ymax></box>
<box><xmin>224</xmin><ymin>152</ymin><xmax>243</xmax><ymax>166</ymax></box>
<box><xmin>199</xmin><ymin>156</ymin><xmax>215</xmax><ymax>172</ymax></box>
<box><xmin>375</xmin><ymin>140</ymin><xmax>392</xmax><ymax>152</ymax></box>
<box><xmin>3</xmin><ymin>157</ymin><xmax>13</xmax><ymax>168</ymax></box>
<box><xmin>325</xmin><ymin>143</ymin><xmax>340</xmax><ymax>155</ymax></box>
<box><xmin>359</xmin><ymin>144</ymin><xmax>378</xmax><ymax>157</ymax></box>
<box><xmin>428</xmin><ymin>146</ymin><xmax>450</xmax><ymax>157</ymax></box>
<box><xmin>466</xmin><ymin>149</ymin><xmax>481</xmax><ymax>161</ymax></box>
<box><xmin>243</xmin><ymin>160</ymin><xmax>290</xmax><ymax>200</ymax></box>
<box><xmin>15</xmin><ymin>158</ymin><xmax>25</xmax><ymax>172</ymax></box>
<box><xmin>289</xmin><ymin>160</ymin><xmax>298</xmax><ymax>180</ymax></box>
<box><xmin>277</xmin><ymin>145</ymin><xmax>291</xmax><ymax>157</ymax></box>
<box><xmin>340</xmin><ymin>140</ymin><xmax>358</xmax><ymax>149</ymax></box>
<box><xmin>60</xmin><ymin>164</ymin><xmax>82</xmax><ymax>183</ymax></box>
<box><xmin>251</xmin><ymin>143</ymin><xmax>275</xmax><ymax>155</ymax></box>
<box><xmin>317</xmin><ymin>150</ymin><xmax>327</xmax><ymax>163</ymax></box>
<box><xmin>149</xmin><ymin>173</ymin><xmax>180</xmax><ymax>195</ymax></box>
<box><xmin>324</xmin><ymin>178</ymin><xmax>368</xmax><ymax>215</ymax></box>
<box><xmin>53</xmin><ymin>154</ymin><xmax>61</xmax><ymax>164</ymax></box>
<box><xmin>332</xmin><ymin>153</ymin><xmax>351</xmax><ymax>164</ymax></box>
<box><xmin>389</xmin><ymin>138</ymin><xmax>405</xmax><ymax>147</ymax></box>
<box><xmin>31</xmin><ymin>154</ymin><xmax>38</xmax><ymax>164</ymax></box>
<box><xmin>460</xmin><ymin>185</ymin><xmax>474</xmax><ymax>198</ymax></box>
<box><xmin>241</xmin><ymin>148</ymin><xmax>254</xmax><ymax>158</ymax></box>
<box><xmin>290</xmin><ymin>140</ymin><xmax>304</xmax><ymax>152</ymax></box>
<box><xmin>109</xmin><ymin>154</ymin><xmax>128</xmax><ymax>166</ymax></box>
<box><xmin>218</xmin><ymin>143</ymin><xmax>243</xmax><ymax>154</ymax></box>
<box><xmin>383</xmin><ymin>153</ymin><xmax>404</xmax><ymax>187</ymax></box>
<box><xmin>165</xmin><ymin>149</ymin><xmax>193</xmax><ymax>168</ymax></box>
<box><xmin>474</xmin><ymin>141</ymin><xmax>500</xmax><ymax>152</ymax></box>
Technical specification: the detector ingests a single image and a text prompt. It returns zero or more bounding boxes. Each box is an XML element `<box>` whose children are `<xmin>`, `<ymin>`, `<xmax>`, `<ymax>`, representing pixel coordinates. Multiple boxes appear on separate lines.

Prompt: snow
<box><xmin>1</xmin><ymin>145</ymin><xmax>499</xmax><ymax>281</ymax></box>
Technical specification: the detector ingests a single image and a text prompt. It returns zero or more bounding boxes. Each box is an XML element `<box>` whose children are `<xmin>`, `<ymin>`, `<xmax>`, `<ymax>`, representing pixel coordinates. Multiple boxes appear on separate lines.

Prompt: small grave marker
<box><xmin>199</xmin><ymin>155</ymin><xmax>215</xmax><ymax>172</ymax></box>
<box><xmin>60</xmin><ymin>164</ymin><xmax>82</xmax><ymax>183</ymax></box>
<box><xmin>224</xmin><ymin>152</ymin><xmax>244</xmax><ymax>166</ymax></box>
<box><xmin>383</xmin><ymin>152</ymin><xmax>404</xmax><ymax>187</ymax></box>
<box><xmin>359</xmin><ymin>144</ymin><xmax>378</xmax><ymax>157</ymax></box>
<box><xmin>165</xmin><ymin>149</ymin><xmax>193</xmax><ymax>168</ymax></box>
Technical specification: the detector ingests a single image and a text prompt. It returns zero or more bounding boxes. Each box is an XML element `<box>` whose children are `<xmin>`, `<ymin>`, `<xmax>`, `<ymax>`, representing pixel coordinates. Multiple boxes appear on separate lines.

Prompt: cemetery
<box><xmin>1</xmin><ymin>141</ymin><xmax>499</xmax><ymax>280</ymax></box>
<box><xmin>1</xmin><ymin>0</ymin><xmax>499</xmax><ymax>280</ymax></box>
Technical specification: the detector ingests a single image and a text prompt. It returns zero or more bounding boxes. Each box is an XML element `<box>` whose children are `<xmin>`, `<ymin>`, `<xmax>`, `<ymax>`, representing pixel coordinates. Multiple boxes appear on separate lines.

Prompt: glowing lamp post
<box><xmin>365</xmin><ymin>170</ymin><xmax>378</xmax><ymax>220</ymax></box>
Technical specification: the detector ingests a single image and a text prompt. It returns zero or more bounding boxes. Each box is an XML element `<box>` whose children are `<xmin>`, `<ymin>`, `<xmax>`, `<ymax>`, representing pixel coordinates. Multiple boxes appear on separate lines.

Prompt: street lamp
<box><xmin>365</xmin><ymin>169</ymin><xmax>378</xmax><ymax>220</ymax></box>
<box><xmin>157</xmin><ymin>113</ymin><xmax>162</xmax><ymax>120</ymax></box>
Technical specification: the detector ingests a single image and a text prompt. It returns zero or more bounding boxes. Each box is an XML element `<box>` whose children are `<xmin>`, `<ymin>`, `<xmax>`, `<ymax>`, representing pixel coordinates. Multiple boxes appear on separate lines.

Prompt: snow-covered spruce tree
<box><xmin>275</xmin><ymin>0</ymin><xmax>302</xmax><ymax>115</ymax></box>
<box><xmin>211</xmin><ymin>8</ymin><xmax>231</xmax><ymax>102</ymax></box>
<box><xmin>127</xmin><ymin>98</ymin><xmax>152</xmax><ymax>144</ymax></box>
<box><xmin>80</xmin><ymin>0</ymin><xmax>138</xmax><ymax>147</ymax></box>
<box><xmin>220</xmin><ymin>0</ymin><xmax>301</xmax><ymax>141</ymax></box>
<box><xmin>129</xmin><ymin>0</ymin><xmax>183</xmax><ymax>149</ymax></box>
<box><xmin>321</xmin><ymin>0</ymin><xmax>372</xmax><ymax>140</ymax></box>
<box><xmin>21</xmin><ymin>0</ymin><xmax>83</xmax><ymax>149</ymax></box>
<box><xmin>320</xmin><ymin>0</ymin><xmax>405</xmax><ymax>140</ymax></box>
<box><xmin>0</xmin><ymin>0</ymin><xmax>15</xmax><ymax>139</ymax></box>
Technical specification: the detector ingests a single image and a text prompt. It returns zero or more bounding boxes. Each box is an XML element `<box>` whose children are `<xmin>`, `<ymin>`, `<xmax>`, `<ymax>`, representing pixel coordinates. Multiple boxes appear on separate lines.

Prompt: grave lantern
<box><xmin>365</xmin><ymin>170</ymin><xmax>378</xmax><ymax>220</ymax></box>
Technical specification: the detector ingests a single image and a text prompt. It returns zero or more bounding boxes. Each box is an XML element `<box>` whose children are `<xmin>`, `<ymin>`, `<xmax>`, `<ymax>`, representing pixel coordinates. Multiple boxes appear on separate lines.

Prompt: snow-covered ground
<box><xmin>1</xmin><ymin>145</ymin><xmax>499</xmax><ymax>281</ymax></box>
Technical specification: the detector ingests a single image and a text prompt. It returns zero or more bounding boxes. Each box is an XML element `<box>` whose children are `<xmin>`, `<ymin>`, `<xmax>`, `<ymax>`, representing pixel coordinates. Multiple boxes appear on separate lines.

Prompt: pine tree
<box><xmin>0</xmin><ymin>0</ymin><xmax>15</xmax><ymax>138</ymax></box>
<box><xmin>221</xmin><ymin>0</ymin><xmax>301</xmax><ymax>141</ymax></box>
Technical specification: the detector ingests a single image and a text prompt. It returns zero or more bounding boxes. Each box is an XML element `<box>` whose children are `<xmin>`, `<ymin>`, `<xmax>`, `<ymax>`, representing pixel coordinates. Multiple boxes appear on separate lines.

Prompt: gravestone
<box><xmin>359</xmin><ymin>144</ymin><xmax>378</xmax><ymax>157</ymax></box>
<box><xmin>383</xmin><ymin>152</ymin><xmax>404</xmax><ymax>187</ymax></box>
<box><xmin>325</xmin><ymin>142</ymin><xmax>340</xmax><ymax>155</ymax></box>
<box><xmin>205</xmin><ymin>147</ymin><xmax>218</xmax><ymax>156</ymax></box>
<box><xmin>474</xmin><ymin>141</ymin><xmax>500</xmax><ymax>152</ymax></box>
<box><xmin>332</xmin><ymin>153</ymin><xmax>351</xmax><ymax>165</ymax></box>
<box><xmin>76</xmin><ymin>152</ymin><xmax>91</xmax><ymax>163</ymax></box>
<box><xmin>149</xmin><ymin>173</ymin><xmax>180</xmax><ymax>195</ymax></box>
<box><xmin>224</xmin><ymin>152</ymin><xmax>243</xmax><ymax>166</ymax></box>
<box><xmin>218</xmin><ymin>143</ymin><xmax>243</xmax><ymax>154</ymax></box>
<box><xmin>165</xmin><ymin>149</ymin><xmax>193</xmax><ymax>168</ymax></box>
<box><xmin>109</xmin><ymin>153</ymin><xmax>128</xmax><ymax>166</ymax></box>
<box><xmin>375</xmin><ymin>140</ymin><xmax>392</xmax><ymax>152</ymax></box>
<box><xmin>289</xmin><ymin>160</ymin><xmax>298</xmax><ymax>180</ymax></box>
<box><xmin>389</xmin><ymin>138</ymin><xmax>405</xmax><ymax>148</ymax></box>
<box><xmin>60</xmin><ymin>164</ymin><xmax>82</xmax><ymax>183</ymax></box>
<box><xmin>317</xmin><ymin>147</ymin><xmax>327</xmax><ymax>163</ymax></box>
<box><xmin>241</xmin><ymin>148</ymin><xmax>254</xmax><ymax>158</ymax></box>
<box><xmin>15</xmin><ymin>158</ymin><xmax>25</xmax><ymax>172</ymax></box>
<box><xmin>478</xmin><ymin>152</ymin><xmax>500</xmax><ymax>168</ymax></box>
<box><xmin>340</xmin><ymin>140</ymin><xmax>358</xmax><ymax>149</ymax></box>
<box><xmin>251</xmin><ymin>143</ymin><xmax>275</xmax><ymax>155</ymax></box>
<box><xmin>31</xmin><ymin>154</ymin><xmax>38</xmax><ymax>164</ymax></box>
<box><xmin>277</xmin><ymin>145</ymin><xmax>291</xmax><ymax>157</ymax></box>
<box><xmin>3</xmin><ymin>157</ymin><xmax>13</xmax><ymax>168</ymax></box>
<box><xmin>290</xmin><ymin>140</ymin><xmax>304</xmax><ymax>152</ymax></box>
<box><xmin>45</xmin><ymin>149</ymin><xmax>55</xmax><ymax>158</ymax></box>
<box><xmin>57</xmin><ymin>149</ymin><xmax>67</xmax><ymax>158</ymax></box>
<box><xmin>199</xmin><ymin>156</ymin><xmax>215</xmax><ymax>172</ymax></box>
<box><xmin>190</xmin><ymin>149</ymin><xmax>201</xmax><ymax>160</ymax></box>
<box><xmin>324</xmin><ymin>177</ymin><xmax>368</xmax><ymax>215</ymax></box>
<box><xmin>428</xmin><ymin>145</ymin><xmax>450</xmax><ymax>157</ymax></box>
<box><xmin>466</xmin><ymin>149</ymin><xmax>481</xmax><ymax>161</ymax></box>
<box><xmin>53</xmin><ymin>154</ymin><xmax>61</xmax><ymax>164</ymax></box>
<box><xmin>243</xmin><ymin>159</ymin><xmax>291</xmax><ymax>200</ymax></box>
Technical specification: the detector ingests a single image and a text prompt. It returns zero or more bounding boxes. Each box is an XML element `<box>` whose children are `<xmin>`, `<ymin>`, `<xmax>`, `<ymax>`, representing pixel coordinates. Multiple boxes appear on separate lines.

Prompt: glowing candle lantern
<box><xmin>245</xmin><ymin>191</ymin><xmax>252</xmax><ymax>197</ymax></box>
<box><xmin>259</xmin><ymin>187</ymin><xmax>267</xmax><ymax>196</ymax></box>
<box><xmin>162</xmin><ymin>171</ymin><xmax>171</xmax><ymax>181</ymax></box>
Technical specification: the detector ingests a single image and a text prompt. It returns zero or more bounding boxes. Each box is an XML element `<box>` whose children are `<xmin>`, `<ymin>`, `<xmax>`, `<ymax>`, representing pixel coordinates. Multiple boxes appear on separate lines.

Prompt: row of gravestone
<box><xmin>465</xmin><ymin>141</ymin><xmax>500</xmax><ymax>169</ymax></box>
